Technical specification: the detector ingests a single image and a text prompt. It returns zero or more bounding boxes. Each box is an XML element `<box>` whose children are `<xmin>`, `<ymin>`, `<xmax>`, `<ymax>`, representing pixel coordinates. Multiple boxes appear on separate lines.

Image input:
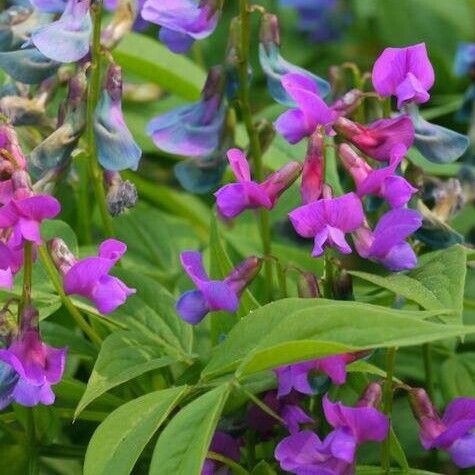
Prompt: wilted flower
<box><xmin>288</xmin><ymin>188</ymin><xmax>364</xmax><ymax>257</ymax></box>
<box><xmin>31</xmin><ymin>0</ymin><xmax>92</xmax><ymax>63</ymax></box>
<box><xmin>0</xmin><ymin>306</ymin><xmax>66</xmax><ymax>408</ymax></box>
<box><xmin>105</xmin><ymin>171</ymin><xmax>138</xmax><ymax>216</ymax></box>
<box><xmin>275</xmin><ymin>73</ymin><xmax>337</xmax><ymax>144</ymax></box>
<box><xmin>51</xmin><ymin>238</ymin><xmax>136</xmax><ymax>314</ymax></box>
<box><xmin>334</xmin><ymin>115</ymin><xmax>415</xmax><ymax>162</ymax></box>
<box><xmin>353</xmin><ymin>208</ymin><xmax>422</xmax><ymax>271</ymax></box>
<box><xmin>259</xmin><ymin>13</ymin><xmax>330</xmax><ymax>107</ymax></box>
<box><xmin>147</xmin><ymin>66</ymin><xmax>225</xmax><ymax>157</ymax></box>
<box><xmin>176</xmin><ymin>251</ymin><xmax>261</xmax><ymax>324</ymax></box>
<box><xmin>141</xmin><ymin>0</ymin><xmax>221</xmax><ymax>54</ymax></box>
<box><xmin>202</xmin><ymin>431</ymin><xmax>240</xmax><ymax>475</ymax></box>
<box><xmin>372</xmin><ymin>43</ymin><xmax>435</xmax><ymax>109</ymax></box>
<box><xmin>94</xmin><ymin>63</ymin><xmax>142</xmax><ymax>171</ymax></box>
<box><xmin>215</xmin><ymin>148</ymin><xmax>302</xmax><ymax>219</ymax></box>
<box><xmin>409</xmin><ymin>388</ymin><xmax>475</xmax><ymax>468</ymax></box>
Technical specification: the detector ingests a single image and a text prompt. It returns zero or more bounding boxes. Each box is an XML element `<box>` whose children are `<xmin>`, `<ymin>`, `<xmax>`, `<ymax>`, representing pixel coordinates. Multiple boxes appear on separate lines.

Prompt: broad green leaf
<box><xmin>350</xmin><ymin>245</ymin><xmax>467</xmax><ymax>323</ymax></box>
<box><xmin>75</xmin><ymin>330</ymin><xmax>175</xmax><ymax>417</ymax></box>
<box><xmin>114</xmin><ymin>33</ymin><xmax>206</xmax><ymax>100</ymax></box>
<box><xmin>440</xmin><ymin>356</ymin><xmax>475</xmax><ymax>402</ymax></box>
<box><xmin>202</xmin><ymin>298</ymin><xmax>459</xmax><ymax>380</ymax></box>
<box><xmin>150</xmin><ymin>384</ymin><xmax>232</xmax><ymax>475</ymax></box>
<box><xmin>41</xmin><ymin>322</ymin><xmax>96</xmax><ymax>359</ymax></box>
<box><xmin>84</xmin><ymin>386</ymin><xmax>188</xmax><ymax>475</ymax></box>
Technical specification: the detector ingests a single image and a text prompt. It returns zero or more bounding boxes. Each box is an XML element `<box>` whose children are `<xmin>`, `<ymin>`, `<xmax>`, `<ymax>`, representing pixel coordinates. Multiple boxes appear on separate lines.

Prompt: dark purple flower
<box><xmin>31</xmin><ymin>0</ymin><xmax>92</xmax><ymax>63</ymax></box>
<box><xmin>62</xmin><ymin>239</ymin><xmax>136</xmax><ymax>314</ymax></box>
<box><xmin>141</xmin><ymin>0</ymin><xmax>220</xmax><ymax>54</ymax></box>
<box><xmin>334</xmin><ymin>115</ymin><xmax>415</xmax><ymax>162</ymax></box>
<box><xmin>353</xmin><ymin>208</ymin><xmax>422</xmax><ymax>271</ymax></box>
<box><xmin>176</xmin><ymin>251</ymin><xmax>261</xmax><ymax>325</ymax></box>
<box><xmin>0</xmin><ymin>325</ymin><xmax>66</xmax><ymax>408</ymax></box>
<box><xmin>339</xmin><ymin>144</ymin><xmax>417</xmax><ymax>209</ymax></box>
<box><xmin>410</xmin><ymin>388</ymin><xmax>475</xmax><ymax>468</ymax></box>
<box><xmin>202</xmin><ymin>431</ymin><xmax>240</xmax><ymax>475</ymax></box>
<box><xmin>215</xmin><ymin>148</ymin><xmax>302</xmax><ymax>219</ymax></box>
<box><xmin>288</xmin><ymin>190</ymin><xmax>364</xmax><ymax>257</ymax></box>
<box><xmin>147</xmin><ymin>66</ymin><xmax>225</xmax><ymax>157</ymax></box>
<box><xmin>372</xmin><ymin>43</ymin><xmax>435</xmax><ymax>109</ymax></box>
<box><xmin>247</xmin><ymin>391</ymin><xmax>313</xmax><ymax>436</ymax></box>
<box><xmin>275</xmin><ymin>73</ymin><xmax>337</xmax><ymax>144</ymax></box>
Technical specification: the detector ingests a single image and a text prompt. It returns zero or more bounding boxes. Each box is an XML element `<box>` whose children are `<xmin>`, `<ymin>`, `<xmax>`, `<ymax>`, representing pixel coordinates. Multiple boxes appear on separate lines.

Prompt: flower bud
<box><xmin>105</xmin><ymin>171</ymin><xmax>138</xmax><ymax>216</ymax></box>
<box><xmin>338</xmin><ymin>143</ymin><xmax>371</xmax><ymax>186</ymax></box>
<box><xmin>301</xmin><ymin>132</ymin><xmax>324</xmax><ymax>204</ymax></box>
<box><xmin>297</xmin><ymin>272</ymin><xmax>321</xmax><ymax>299</ymax></box>
<box><xmin>409</xmin><ymin>388</ymin><xmax>446</xmax><ymax>442</ymax></box>
<box><xmin>259</xmin><ymin>13</ymin><xmax>280</xmax><ymax>53</ymax></box>
<box><xmin>225</xmin><ymin>256</ymin><xmax>262</xmax><ymax>296</ymax></box>
<box><xmin>48</xmin><ymin>238</ymin><xmax>77</xmax><ymax>276</ymax></box>
<box><xmin>262</xmin><ymin>161</ymin><xmax>303</xmax><ymax>206</ymax></box>
<box><xmin>357</xmin><ymin>382</ymin><xmax>382</xmax><ymax>409</ymax></box>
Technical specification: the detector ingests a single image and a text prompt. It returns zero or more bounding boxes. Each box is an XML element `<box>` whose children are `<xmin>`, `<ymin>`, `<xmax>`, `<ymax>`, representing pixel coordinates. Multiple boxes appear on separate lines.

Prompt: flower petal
<box><xmin>175</xmin><ymin>289</ymin><xmax>209</xmax><ymax>324</ymax></box>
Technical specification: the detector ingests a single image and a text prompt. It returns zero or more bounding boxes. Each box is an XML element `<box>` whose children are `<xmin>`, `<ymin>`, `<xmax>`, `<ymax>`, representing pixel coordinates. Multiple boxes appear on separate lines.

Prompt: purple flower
<box><xmin>215</xmin><ymin>148</ymin><xmax>302</xmax><ymax>219</ymax></box>
<box><xmin>202</xmin><ymin>431</ymin><xmax>240</xmax><ymax>475</ymax></box>
<box><xmin>147</xmin><ymin>66</ymin><xmax>225</xmax><ymax>157</ymax></box>
<box><xmin>0</xmin><ymin>326</ymin><xmax>66</xmax><ymax>408</ymax></box>
<box><xmin>353</xmin><ymin>208</ymin><xmax>422</xmax><ymax>271</ymax></box>
<box><xmin>334</xmin><ymin>115</ymin><xmax>415</xmax><ymax>162</ymax></box>
<box><xmin>410</xmin><ymin>388</ymin><xmax>475</xmax><ymax>468</ymax></box>
<box><xmin>176</xmin><ymin>251</ymin><xmax>261</xmax><ymax>325</ymax></box>
<box><xmin>31</xmin><ymin>0</ymin><xmax>92</xmax><ymax>63</ymax></box>
<box><xmin>141</xmin><ymin>0</ymin><xmax>220</xmax><ymax>54</ymax></box>
<box><xmin>288</xmin><ymin>190</ymin><xmax>364</xmax><ymax>257</ymax></box>
<box><xmin>339</xmin><ymin>144</ymin><xmax>417</xmax><ymax>209</ymax></box>
<box><xmin>275</xmin><ymin>73</ymin><xmax>337</xmax><ymax>144</ymax></box>
<box><xmin>247</xmin><ymin>391</ymin><xmax>313</xmax><ymax>436</ymax></box>
<box><xmin>372</xmin><ymin>43</ymin><xmax>435</xmax><ymax>109</ymax></box>
<box><xmin>94</xmin><ymin>64</ymin><xmax>142</xmax><ymax>171</ymax></box>
<box><xmin>275</xmin><ymin>353</ymin><xmax>364</xmax><ymax>398</ymax></box>
<box><xmin>454</xmin><ymin>42</ymin><xmax>475</xmax><ymax>78</ymax></box>
<box><xmin>0</xmin><ymin>239</ymin><xmax>23</xmax><ymax>289</ymax></box>
<box><xmin>0</xmin><ymin>194</ymin><xmax>61</xmax><ymax>249</ymax></box>
<box><xmin>63</xmin><ymin>239</ymin><xmax>136</xmax><ymax>314</ymax></box>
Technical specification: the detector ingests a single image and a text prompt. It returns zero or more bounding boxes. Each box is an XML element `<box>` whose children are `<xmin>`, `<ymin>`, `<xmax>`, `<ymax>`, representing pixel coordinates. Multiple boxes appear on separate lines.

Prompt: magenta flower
<box><xmin>247</xmin><ymin>391</ymin><xmax>313</xmax><ymax>436</ymax></box>
<box><xmin>288</xmin><ymin>191</ymin><xmax>364</xmax><ymax>257</ymax></box>
<box><xmin>176</xmin><ymin>251</ymin><xmax>261</xmax><ymax>325</ymax></box>
<box><xmin>63</xmin><ymin>239</ymin><xmax>136</xmax><ymax>314</ymax></box>
<box><xmin>339</xmin><ymin>144</ymin><xmax>417</xmax><ymax>209</ymax></box>
<box><xmin>275</xmin><ymin>354</ymin><xmax>363</xmax><ymax>398</ymax></box>
<box><xmin>275</xmin><ymin>73</ymin><xmax>337</xmax><ymax>144</ymax></box>
<box><xmin>202</xmin><ymin>431</ymin><xmax>240</xmax><ymax>475</ymax></box>
<box><xmin>0</xmin><ymin>239</ymin><xmax>23</xmax><ymax>289</ymax></box>
<box><xmin>372</xmin><ymin>43</ymin><xmax>435</xmax><ymax>109</ymax></box>
<box><xmin>410</xmin><ymin>389</ymin><xmax>475</xmax><ymax>468</ymax></box>
<box><xmin>0</xmin><ymin>326</ymin><xmax>66</xmax><ymax>408</ymax></box>
<box><xmin>334</xmin><ymin>115</ymin><xmax>415</xmax><ymax>162</ymax></box>
<box><xmin>215</xmin><ymin>148</ymin><xmax>302</xmax><ymax>219</ymax></box>
<box><xmin>141</xmin><ymin>0</ymin><xmax>220</xmax><ymax>54</ymax></box>
<box><xmin>0</xmin><ymin>194</ymin><xmax>61</xmax><ymax>249</ymax></box>
<box><xmin>353</xmin><ymin>208</ymin><xmax>422</xmax><ymax>271</ymax></box>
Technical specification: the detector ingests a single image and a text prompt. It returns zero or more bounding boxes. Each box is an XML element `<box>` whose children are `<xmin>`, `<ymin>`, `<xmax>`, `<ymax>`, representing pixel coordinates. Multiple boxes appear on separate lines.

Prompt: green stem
<box><xmin>237</xmin><ymin>0</ymin><xmax>272</xmax><ymax>301</ymax></box>
<box><xmin>422</xmin><ymin>343</ymin><xmax>435</xmax><ymax>401</ymax></box>
<box><xmin>86</xmin><ymin>0</ymin><xmax>114</xmax><ymax>237</ymax></box>
<box><xmin>323</xmin><ymin>249</ymin><xmax>333</xmax><ymax>298</ymax></box>
<box><xmin>38</xmin><ymin>246</ymin><xmax>102</xmax><ymax>346</ymax></box>
<box><xmin>26</xmin><ymin>409</ymin><xmax>38</xmax><ymax>475</ymax></box>
<box><xmin>275</xmin><ymin>259</ymin><xmax>288</xmax><ymax>299</ymax></box>
<box><xmin>18</xmin><ymin>241</ymin><xmax>33</xmax><ymax>321</ymax></box>
<box><xmin>381</xmin><ymin>347</ymin><xmax>397</xmax><ymax>472</ymax></box>
<box><xmin>39</xmin><ymin>444</ymin><xmax>86</xmax><ymax>459</ymax></box>
<box><xmin>207</xmin><ymin>451</ymin><xmax>250</xmax><ymax>475</ymax></box>
<box><xmin>77</xmin><ymin>154</ymin><xmax>92</xmax><ymax>244</ymax></box>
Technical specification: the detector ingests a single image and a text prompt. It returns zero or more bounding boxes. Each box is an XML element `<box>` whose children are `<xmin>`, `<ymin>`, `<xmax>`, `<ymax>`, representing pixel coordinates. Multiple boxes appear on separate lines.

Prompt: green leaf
<box><xmin>357</xmin><ymin>467</ymin><xmax>440</xmax><ymax>475</ymax></box>
<box><xmin>350</xmin><ymin>245</ymin><xmax>467</xmax><ymax>323</ymax></box>
<box><xmin>389</xmin><ymin>427</ymin><xmax>410</xmax><ymax>471</ymax></box>
<box><xmin>114</xmin><ymin>33</ymin><xmax>206</xmax><ymax>100</ymax></box>
<box><xmin>202</xmin><ymin>298</ymin><xmax>462</xmax><ymax>380</ymax></box>
<box><xmin>149</xmin><ymin>384</ymin><xmax>232</xmax><ymax>475</ymax></box>
<box><xmin>251</xmin><ymin>461</ymin><xmax>277</xmax><ymax>474</ymax></box>
<box><xmin>84</xmin><ymin>386</ymin><xmax>188</xmax><ymax>475</ymax></box>
<box><xmin>41</xmin><ymin>322</ymin><xmax>96</xmax><ymax>359</ymax></box>
<box><xmin>75</xmin><ymin>330</ymin><xmax>175</xmax><ymax>417</ymax></box>
<box><xmin>440</xmin><ymin>356</ymin><xmax>475</xmax><ymax>402</ymax></box>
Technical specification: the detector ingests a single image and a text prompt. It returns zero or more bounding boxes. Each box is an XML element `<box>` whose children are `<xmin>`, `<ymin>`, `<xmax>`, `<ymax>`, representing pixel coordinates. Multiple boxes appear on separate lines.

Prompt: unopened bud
<box><xmin>262</xmin><ymin>161</ymin><xmax>303</xmax><ymax>206</ymax></box>
<box><xmin>225</xmin><ymin>256</ymin><xmax>262</xmax><ymax>296</ymax></box>
<box><xmin>259</xmin><ymin>13</ymin><xmax>280</xmax><ymax>52</ymax></box>
<box><xmin>332</xmin><ymin>268</ymin><xmax>354</xmax><ymax>301</ymax></box>
<box><xmin>338</xmin><ymin>143</ymin><xmax>371</xmax><ymax>186</ymax></box>
<box><xmin>106</xmin><ymin>171</ymin><xmax>138</xmax><ymax>216</ymax></box>
<box><xmin>357</xmin><ymin>382</ymin><xmax>382</xmax><ymax>409</ymax></box>
<box><xmin>301</xmin><ymin>132</ymin><xmax>324</xmax><ymax>204</ymax></box>
<box><xmin>48</xmin><ymin>238</ymin><xmax>77</xmax><ymax>275</ymax></box>
<box><xmin>203</xmin><ymin>65</ymin><xmax>225</xmax><ymax>101</ymax></box>
<box><xmin>105</xmin><ymin>63</ymin><xmax>123</xmax><ymax>102</ymax></box>
<box><xmin>297</xmin><ymin>272</ymin><xmax>321</xmax><ymax>298</ymax></box>
<box><xmin>409</xmin><ymin>388</ymin><xmax>445</xmax><ymax>443</ymax></box>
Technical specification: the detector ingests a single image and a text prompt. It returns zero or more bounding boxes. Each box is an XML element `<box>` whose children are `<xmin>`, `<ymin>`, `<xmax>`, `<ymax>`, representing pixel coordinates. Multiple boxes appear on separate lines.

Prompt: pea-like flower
<box><xmin>202</xmin><ymin>431</ymin><xmax>240</xmax><ymax>475</ymax></box>
<box><xmin>410</xmin><ymin>388</ymin><xmax>475</xmax><ymax>469</ymax></box>
<box><xmin>176</xmin><ymin>251</ymin><xmax>261</xmax><ymax>325</ymax></box>
<box><xmin>141</xmin><ymin>0</ymin><xmax>221</xmax><ymax>54</ymax></box>
<box><xmin>288</xmin><ymin>188</ymin><xmax>364</xmax><ymax>257</ymax></box>
<box><xmin>372</xmin><ymin>43</ymin><xmax>435</xmax><ymax>109</ymax></box>
<box><xmin>215</xmin><ymin>148</ymin><xmax>302</xmax><ymax>219</ymax></box>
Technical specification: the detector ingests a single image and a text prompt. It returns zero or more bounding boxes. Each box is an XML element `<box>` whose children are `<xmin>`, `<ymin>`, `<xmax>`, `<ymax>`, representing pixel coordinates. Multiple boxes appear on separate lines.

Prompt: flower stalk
<box><xmin>381</xmin><ymin>346</ymin><xmax>397</xmax><ymax>472</ymax></box>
